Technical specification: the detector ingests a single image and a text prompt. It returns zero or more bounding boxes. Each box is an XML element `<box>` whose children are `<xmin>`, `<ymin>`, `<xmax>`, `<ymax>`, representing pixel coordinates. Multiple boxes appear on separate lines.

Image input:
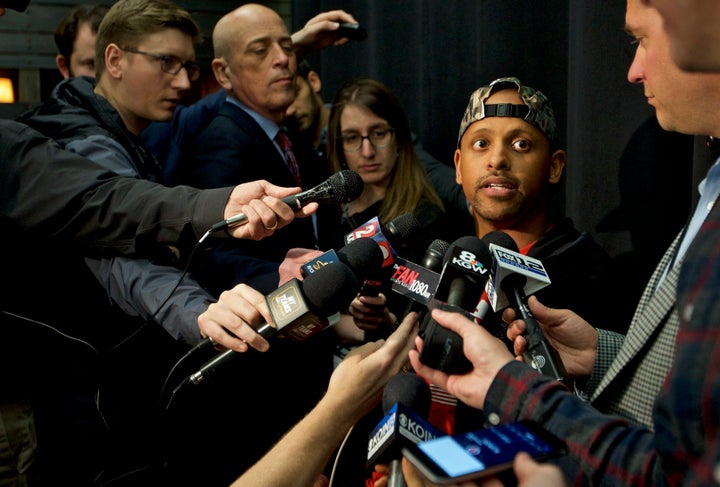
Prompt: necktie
<box><xmin>276</xmin><ymin>130</ymin><xmax>302</xmax><ymax>187</ymax></box>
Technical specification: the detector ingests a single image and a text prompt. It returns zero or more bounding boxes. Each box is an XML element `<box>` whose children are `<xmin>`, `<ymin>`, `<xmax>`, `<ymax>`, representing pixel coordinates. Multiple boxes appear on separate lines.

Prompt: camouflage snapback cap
<box><xmin>457</xmin><ymin>77</ymin><xmax>557</xmax><ymax>147</ymax></box>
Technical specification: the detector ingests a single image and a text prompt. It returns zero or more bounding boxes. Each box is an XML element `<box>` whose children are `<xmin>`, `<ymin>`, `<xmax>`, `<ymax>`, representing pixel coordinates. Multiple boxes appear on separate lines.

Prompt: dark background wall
<box><xmin>1</xmin><ymin>0</ymin><xmax>711</xmax><ymax>261</ymax></box>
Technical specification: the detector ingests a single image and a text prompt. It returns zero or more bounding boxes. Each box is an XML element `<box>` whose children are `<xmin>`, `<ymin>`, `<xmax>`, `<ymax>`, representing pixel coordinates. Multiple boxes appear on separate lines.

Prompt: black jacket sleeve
<box><xmin>1</xmin><ymin>120</ymin><xmax>231</xmax><ymax>256</ymax></box>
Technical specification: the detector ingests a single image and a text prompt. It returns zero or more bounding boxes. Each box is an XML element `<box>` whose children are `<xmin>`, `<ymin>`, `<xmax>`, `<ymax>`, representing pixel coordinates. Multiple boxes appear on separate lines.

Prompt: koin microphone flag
<box><xmin>188</xmin><ymin>262</ymin><xmax>360</xmax><ymax>385</ymax></box>
<box><xmin>367</xmin><ymin>373</ymin><xmax>442</xmax><ymax>478</ymax></box>
<box><xmin>214</xmin><ymin>170</ymin><xmax>364</xmax><ymax>231</ymax></box>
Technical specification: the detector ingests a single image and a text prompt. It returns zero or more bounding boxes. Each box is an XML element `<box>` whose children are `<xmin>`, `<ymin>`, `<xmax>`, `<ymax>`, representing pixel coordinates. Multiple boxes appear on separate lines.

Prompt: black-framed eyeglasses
<box><xmin>338</xmin><ymin>128</ymin><xmax>395</xmax><ymax>152</ymax></box>
<box><xmin>120</xmin><ymin>47</ymin><xmax>201</xmax><ymax>81</ymax></box>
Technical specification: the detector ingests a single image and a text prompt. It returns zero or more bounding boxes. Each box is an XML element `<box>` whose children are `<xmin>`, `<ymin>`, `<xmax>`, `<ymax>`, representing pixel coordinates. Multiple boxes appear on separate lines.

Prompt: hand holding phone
<box><xmin>336</xmin><ymin>22</ymin><xmax>367</xmax><ymax>41</ymax></box>
<box><xmin>402</xmin><ymin>420</ymin><xmax>565</xmax><ymax>484</ymax></box>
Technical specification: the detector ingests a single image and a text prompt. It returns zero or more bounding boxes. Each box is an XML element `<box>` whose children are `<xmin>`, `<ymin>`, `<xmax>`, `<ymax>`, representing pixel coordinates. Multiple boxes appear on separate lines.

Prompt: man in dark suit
<box><xmin>173</xmin><ymin>4</ymin><xmax>331</xmax><ymax>295</ymax></box>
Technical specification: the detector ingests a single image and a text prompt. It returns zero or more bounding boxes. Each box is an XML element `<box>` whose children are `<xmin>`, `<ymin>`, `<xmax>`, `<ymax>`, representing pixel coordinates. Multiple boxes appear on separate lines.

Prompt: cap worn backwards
<box><xmin>457</xmin><ymin>76</ymin><xmax>557</xmax><ymax>147</ymax></box>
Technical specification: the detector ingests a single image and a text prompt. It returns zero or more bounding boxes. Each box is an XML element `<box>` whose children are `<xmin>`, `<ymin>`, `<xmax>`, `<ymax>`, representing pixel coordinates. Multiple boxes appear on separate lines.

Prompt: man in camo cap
<box><xmin>450</xmin><ymin>75</ymin><xmax>615</xmax><ymax>394</ymax></box>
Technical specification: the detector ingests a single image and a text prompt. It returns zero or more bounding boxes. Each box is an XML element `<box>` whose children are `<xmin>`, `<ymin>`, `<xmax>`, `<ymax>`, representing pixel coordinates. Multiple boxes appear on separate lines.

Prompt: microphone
<box><xmin>367</xmin><ymin>373</ymin><xmax>442</xmax><ymax>486</ymax></box>
<box><xmin>481</xmin><ymin>231</ymin><xmax>550</xmax><ymax>311</ymax></box>
<box><xmin>481</xmin><ymin>231</ymin><xmax>567</xmax><ymax>383</ymax></box>
<box><xmin>382</xmin><ymin>205</ymin><xmax>444</xmax><ymax>253</ymax></box>
<box><xmin>213</xmin><ymin>170</ymin><xmax>364</xmax><ymax>231</ymax></box>
<box><xmin>187</xmin><ymin>262</ymin><xmax>360</xmax><ymax>385</ymax></box>
<box><xmin>301</xmin><ymin>237</ymin><xmax>384</xmax><ymax>284</ymax></box>
<box><xmin>391</xmin><ymin>239</ymin><xmax>449</xmax><ymax>319</ymax></box>
<box><xmin>418</xmin><ymin>236</ymin><xmax>492</xmax><ymax>374</ymax></box>
<box><xmin>344</xmin><ymin>206</ymin><xmax>445</xmax><ymax>271</ymax></box>
<box><xmin>421</xmin><ymin>239</ymin><xmax>449</xmax><ymax>272</ymax></box>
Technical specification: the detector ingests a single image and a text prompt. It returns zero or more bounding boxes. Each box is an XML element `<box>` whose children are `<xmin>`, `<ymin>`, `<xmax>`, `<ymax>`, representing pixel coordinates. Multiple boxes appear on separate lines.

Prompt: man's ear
<box><xmin>104</xmin><ymin>43</ymin><xmax>124</xmax><ymax>79</ymax></box>
<box><xmin>454</xmin><ymin>148</ymin><xmax>463</xmax><ymax>185</ymax></box>
<box><xmin>55</xmin><ymin>54</ymin><xmax>70</xmax><ymax>79</ymax></box>
<box><xmin>307</xmin><ymin>70</ymin><xmax>322</xmax><ymax>94</ymax></box>
<box><xmin>211</xmin><ymin>58</ymin><xmax>232</xmax><ymax>91</ymax></box>
<box><xmin>548</xmin><ymin>149</ymin><xmax>567</xmax><ymax>184</ymax></box>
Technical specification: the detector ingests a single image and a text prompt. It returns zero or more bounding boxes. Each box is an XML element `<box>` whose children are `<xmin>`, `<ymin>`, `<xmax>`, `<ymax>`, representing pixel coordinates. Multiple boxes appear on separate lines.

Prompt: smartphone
<box><xmin>402</xmin><ymin>420</ymin><xmax>565</xmax><ymax>484</ymax></box>
<box><xmin>336</xmin><ymin>22</ymin><xmax>368</xmax><ymax>41</ymax></box>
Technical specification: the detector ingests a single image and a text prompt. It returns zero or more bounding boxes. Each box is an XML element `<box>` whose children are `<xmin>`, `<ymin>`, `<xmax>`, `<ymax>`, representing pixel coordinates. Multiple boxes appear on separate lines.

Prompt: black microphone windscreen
<box><xmin>422</xmin><ymin>239</ymin><xmax>449</xmax><ymax>272</ymax></box>
<box><xmin>382</xmin><ymin>373</ymin><xmax>432</xmax><ymax>418</ymax></box>
<box><xmin>384</xmin><ymin>204</ymin><xmax>444</xmax><ymax>249</ymax></box>
<box><xmin>330</xmin><ymin>170</ymin><xmax>364</xmax><ymax>203</ymax></box>
<box><xmin>301</xmin><ymin>261</ymin><xmax>360</xmax><ymax>314</ymax></box>
<box><xmin>337</xmin><ymin>237</ymin><xmax>384</xmax><ymax>282</ymax></box>
<box><xmin>444</xmin><ymin>235</ymin><xmax>493</xmax><ymax>268</ymax></box>
<box><xmin>481</xmin><ymin>230</ymin><xmax>519</xmax><ymax>252</ymax></box>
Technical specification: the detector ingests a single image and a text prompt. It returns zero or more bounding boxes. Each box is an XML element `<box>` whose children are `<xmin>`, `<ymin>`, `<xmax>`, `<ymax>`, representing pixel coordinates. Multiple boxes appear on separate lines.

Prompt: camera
<box><xmin>336</xmin><ymin>22</ymin><xmax>367</xmax><ymax>41</ymax></box>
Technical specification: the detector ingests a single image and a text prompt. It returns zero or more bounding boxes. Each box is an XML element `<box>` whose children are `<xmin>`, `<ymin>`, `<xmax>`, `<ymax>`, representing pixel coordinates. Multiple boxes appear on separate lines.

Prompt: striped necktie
<box><xmin>276</xmin><ymin>130</ymin><xmax>302</xmax><ymax>187</ymax></box>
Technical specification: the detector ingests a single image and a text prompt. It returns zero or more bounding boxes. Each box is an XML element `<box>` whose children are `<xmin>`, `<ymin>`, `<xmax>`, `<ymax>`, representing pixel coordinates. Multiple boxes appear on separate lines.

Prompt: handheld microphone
<box><xmin>392</xmin><ymin>238</ymin><xmax>449</xmax><ymax>328</ymax></box>
<box><xmin>213</xmin><ymin>170</ymin><xmax>364</xmax><ymax>231</ymax></box>
<box><xmin>187</xmin><ymin>262</ymin><xmax>359</xmax><ymax>385</ymax></box>
<box><xmin>382</xmin><ymin>205</ymin><xmax>444</xmax><ymax>253</ymax></box>
<box><xmin>301</xmin><ymin>237</ymin><xmax>383</xmax><ymax>284</ymax></box>
<box><xmin>367</xmin><ymin>373</ymin><xmax>441</xmax><ymax>486</ymax></box>
<box><xmin>482</xmin><ymin>231</ymin><xmax>550</xmax><ymax>311</ymax></box>
<box><xmin>421</xmin><ymin>239</ymin><xmax>449</xmax><ymax>273</ymax></box>
<box><xmin>482</xmin><ymin>231</ymin><xmax>567</xmax><ymax>383</ymax></box>
<box><xmin>418</xmin><ymin>236</ymin><xmax>492</xmax><ymax>374</ymax></box>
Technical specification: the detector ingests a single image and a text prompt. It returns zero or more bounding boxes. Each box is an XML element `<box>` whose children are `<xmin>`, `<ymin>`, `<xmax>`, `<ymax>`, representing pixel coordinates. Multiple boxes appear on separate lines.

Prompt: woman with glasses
<box><xmin>323</xmin><ymin>78</ymin><xmax>446</xmax><ymax>257</ymax></box>
<box><xmin>320</xmin><ymin>79</ymin><xmax>447</xmax><ymax>340</ymax></box>
<box><xmin>320</xmin><ymin>77</ymin><xmax>447</xmax><ymax>486</ymax></box>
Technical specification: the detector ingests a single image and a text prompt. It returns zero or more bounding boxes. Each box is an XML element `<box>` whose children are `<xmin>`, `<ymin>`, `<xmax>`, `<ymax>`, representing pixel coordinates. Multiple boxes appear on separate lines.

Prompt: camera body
<box><xmin>337</xmin><ymin>22</ymin><xmax>367</xmax><ymax>41</ymax></box>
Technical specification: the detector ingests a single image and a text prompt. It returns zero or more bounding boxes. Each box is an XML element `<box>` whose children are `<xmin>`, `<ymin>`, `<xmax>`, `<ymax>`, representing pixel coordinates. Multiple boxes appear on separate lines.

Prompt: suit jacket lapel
<box><xmin>593</xmin><ymin>230</ymin><xmax>682</xmax><ymax>396</ymax></box>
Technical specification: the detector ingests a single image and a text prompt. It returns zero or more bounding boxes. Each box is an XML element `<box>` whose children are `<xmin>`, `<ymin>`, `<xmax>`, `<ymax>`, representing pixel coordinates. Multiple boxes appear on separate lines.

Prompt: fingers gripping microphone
<box><xmin>482</xmin><ymin>231</ymin><xmax>567</xmax><ymax>383</ymax></box>
<box><xmin>215</xmin><ymin>170</ymin><xmax>364</xmax><ymax>231</ymax></box>
<box><xmin>188</xmin><ymin>262</ymin><xmax>360</xmax><ymax>385</ymax></box>
<box><xmin>367</xmin><ymin>373</ymin><xmax>441</xmax><ymax>487</ymax></box>
<box><xmin>418</xmin><ymin>237</ymin><xmax>492</xmax><ymax>374</ymax></box>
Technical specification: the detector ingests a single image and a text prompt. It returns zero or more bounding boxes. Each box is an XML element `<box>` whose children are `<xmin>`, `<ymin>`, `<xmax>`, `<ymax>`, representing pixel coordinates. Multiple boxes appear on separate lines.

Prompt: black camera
<box><xmin>336</xmin><ymin>22</ymin><xmax>367</xmax><ymax>41</ymax></box>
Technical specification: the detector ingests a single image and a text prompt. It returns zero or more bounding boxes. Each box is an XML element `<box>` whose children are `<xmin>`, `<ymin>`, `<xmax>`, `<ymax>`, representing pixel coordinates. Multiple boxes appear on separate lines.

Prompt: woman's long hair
<box><xmin>327</xmin><ymin>78</ymin><xmax>444</xmax><ymax>223</ymax></box>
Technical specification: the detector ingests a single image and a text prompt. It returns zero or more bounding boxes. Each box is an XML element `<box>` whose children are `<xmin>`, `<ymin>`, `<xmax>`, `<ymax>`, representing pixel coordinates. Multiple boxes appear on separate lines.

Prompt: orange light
<box><xmin>0</xmin><ymin>78</ymin><xmax>15</xmax><ymax>103</ymax></box>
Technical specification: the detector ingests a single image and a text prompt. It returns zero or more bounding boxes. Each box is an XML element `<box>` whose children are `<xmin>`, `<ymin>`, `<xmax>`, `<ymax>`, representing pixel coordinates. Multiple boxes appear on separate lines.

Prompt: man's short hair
<box><xmin>94</xmin><ymin>0</ymin><xmax>200</xmax><ymax>78</ymax></box>
<box><xmin>54</xmin><ymin>3</ymin><xmax>109</xmax><ymax>61</ymax></box>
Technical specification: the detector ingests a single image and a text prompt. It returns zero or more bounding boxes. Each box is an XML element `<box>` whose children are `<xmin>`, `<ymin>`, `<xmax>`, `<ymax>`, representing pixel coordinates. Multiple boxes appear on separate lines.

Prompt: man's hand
<box><xmin>503</xmin><ymin>296</ymin><xmax>599</xmax><ymax>378</ymax></box>
<box><xmin>278</xmin><ymin>247</ymin><xmax>324</xmax><ymax>285</ymax></box>
<box><xmin>409</xmin><ymin>308</ymin><xmax>515</xmax><ymax>409</ymax></box>
<box><xmin>197</xmin><ymin>283</ymin><xmax>271</xmax><ymax>353</ymax></box>
<box><xmin>225</xmin><ymin>180</ymin><xmax>318</xmax><ymax>240</ymax></box>
<box><xmin>323</xmin><ymin>312</ymin><xmax>418</xmax><ymax>425</ymax></box>
<box><xmin>291</xmin><ymin>10</ymin><xmax>359</xmax><ymax>58</ymax></box>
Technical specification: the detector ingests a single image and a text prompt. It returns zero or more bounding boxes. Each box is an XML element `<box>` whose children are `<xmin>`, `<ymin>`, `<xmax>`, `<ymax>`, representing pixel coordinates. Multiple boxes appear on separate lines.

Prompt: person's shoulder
<box><xmin>535</xmin><ymin>218</ymin><xmax>610</xmax><ymax>261</ymax></box>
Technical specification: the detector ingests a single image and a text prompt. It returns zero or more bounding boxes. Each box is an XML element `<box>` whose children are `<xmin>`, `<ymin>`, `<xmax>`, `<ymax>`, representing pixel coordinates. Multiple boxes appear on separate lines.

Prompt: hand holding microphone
<box><xmin>188</xmin><ymin>261</ymin><xmax>360</xmax><ymax>385</ymax></box>
<box><xmin>504</xmin><ymin>296</ymin><xmax>599</xmax><ymax>378</ymax></box>
<box><xmin>216</xmin><ymin>170</ymin><xmax>364</xmax><ymax>232</ymax></box>
<box><xmin>482</xmin><ymin>231</ymin><xmax>568</xmax><ymax>383</ymax></box>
